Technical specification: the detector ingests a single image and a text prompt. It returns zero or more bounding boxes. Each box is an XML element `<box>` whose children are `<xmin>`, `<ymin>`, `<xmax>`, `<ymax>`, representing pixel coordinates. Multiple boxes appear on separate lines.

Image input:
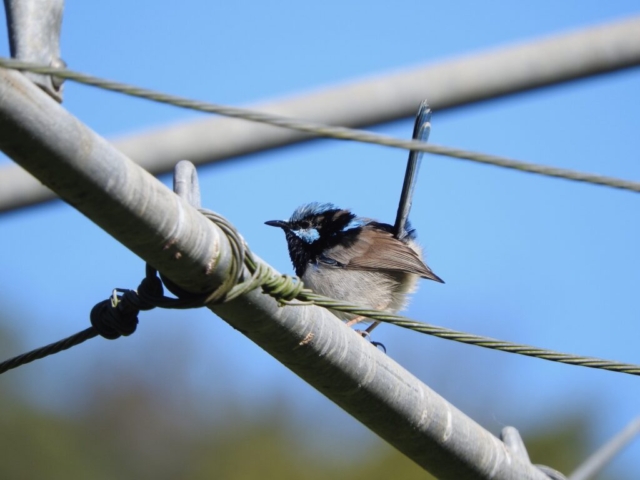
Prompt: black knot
<box><xmin>135</xmin><ymin>271</ymin><xmax>165</xmax><ymax>310</ymax></box>
<box><xmin>90</xmin><ymin>291</ymin><xmax>141</xmax><ymax>340</ymax></box>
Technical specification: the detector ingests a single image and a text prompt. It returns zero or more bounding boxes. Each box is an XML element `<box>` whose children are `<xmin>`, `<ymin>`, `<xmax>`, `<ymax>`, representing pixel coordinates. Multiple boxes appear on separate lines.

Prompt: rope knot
<box><xmin>90</xmin><ymin>288</ymin><xmax>143</xmax><ymax>340</ymax></box>
<box><xmin>135</xmin><ymin>268</ymin><xmax>165</xmax><ymax>310</ymax></box>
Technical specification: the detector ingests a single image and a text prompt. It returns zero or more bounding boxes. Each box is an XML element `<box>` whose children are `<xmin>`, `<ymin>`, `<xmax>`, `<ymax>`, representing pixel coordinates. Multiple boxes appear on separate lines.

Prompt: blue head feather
<box><xmin>292</xmin><ymin>228</ymin><xmax>320</xmax><ymax>243</ymax></box>
<box><xmin>342</xmin><ymin>217</ymin><xmax>367</xmax><ymax>232</ymax></box>
<box><xmin>400</xmin><ymin>220</ymin><xmax>417</xmax><ymax>240</ymax></box>
<box><xmin>289</xmin><ymin>202</ymin><xmax>338</xmax><ymax>222</ymax></box>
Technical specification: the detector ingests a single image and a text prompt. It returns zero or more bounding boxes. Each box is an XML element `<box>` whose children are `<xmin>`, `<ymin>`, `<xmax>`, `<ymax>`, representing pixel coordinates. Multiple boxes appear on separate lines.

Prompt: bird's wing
<box><xmin>324</xmin><ymin>227</ymin><xmax>444</xmax><ymax>282</ymax></box>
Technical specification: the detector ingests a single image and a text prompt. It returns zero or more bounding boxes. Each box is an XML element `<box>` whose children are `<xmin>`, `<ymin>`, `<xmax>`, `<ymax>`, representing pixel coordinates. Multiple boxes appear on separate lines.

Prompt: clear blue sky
<box><xmin>1</xmin><ymin>0</ymin><xmax>639</xmax><ymax>476</ymax></box>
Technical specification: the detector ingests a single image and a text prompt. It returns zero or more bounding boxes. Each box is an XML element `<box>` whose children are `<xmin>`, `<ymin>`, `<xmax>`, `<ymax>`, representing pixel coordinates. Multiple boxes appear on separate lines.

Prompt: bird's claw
<box><xmin>355</xmin><ymin>330</ymin><xmax>387</xmax><ymax>353</ymax></box>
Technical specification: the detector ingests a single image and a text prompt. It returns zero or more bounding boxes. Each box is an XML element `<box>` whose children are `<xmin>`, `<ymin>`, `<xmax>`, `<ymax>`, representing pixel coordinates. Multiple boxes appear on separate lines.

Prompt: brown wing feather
<box><xmin>326</xmin><ymin>227</ymin><xmax>443</xmax><ymax>281</ymax></box>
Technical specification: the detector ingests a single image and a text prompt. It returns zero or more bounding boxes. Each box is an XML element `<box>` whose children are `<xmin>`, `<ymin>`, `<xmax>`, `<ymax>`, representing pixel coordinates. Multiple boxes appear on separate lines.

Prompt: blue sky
<box><xmin>1</xmin><ymin>0</ymin><xmax>640</xmax><ymax>476</ymax></box>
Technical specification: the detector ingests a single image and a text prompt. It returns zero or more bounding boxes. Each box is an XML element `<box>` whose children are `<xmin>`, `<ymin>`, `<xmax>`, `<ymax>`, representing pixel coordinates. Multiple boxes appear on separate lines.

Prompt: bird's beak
<box><xmin>265</xmin><ymin>220</ymin><xmax>290</xmax><ymax>230</ymax></box>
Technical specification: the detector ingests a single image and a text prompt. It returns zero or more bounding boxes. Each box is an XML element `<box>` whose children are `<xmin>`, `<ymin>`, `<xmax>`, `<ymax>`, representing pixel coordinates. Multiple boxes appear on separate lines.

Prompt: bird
<box><xmin>266</xmin><ymin>100</ymin><xmax>443</xmax><ymax>334</ymax></box>
<box><xmin>265</xmin><ymin>203</ymin><xmax>443</xmax><ymax>332</ymax></box>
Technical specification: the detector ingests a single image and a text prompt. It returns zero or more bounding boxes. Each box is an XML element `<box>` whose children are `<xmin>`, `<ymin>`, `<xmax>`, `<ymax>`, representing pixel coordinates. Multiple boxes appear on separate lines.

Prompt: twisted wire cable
<box><xmin>0</xmin><ymin>328</ymin><xmax>98</xmax><ymax>374</ymax></box>
<box><xmin>1</xmin><ymin>57</ymin><xmax>639</xmax><ymax>193</ymax></box>
<box><xmin>243</xmin><ymin>251</ymin><xmax>640</xmax><ymax>377</ymax></box>
<box><xmin>298</xmin><ymin>292</ymin><xmax>640</xmax><ymax>376</ymax></box>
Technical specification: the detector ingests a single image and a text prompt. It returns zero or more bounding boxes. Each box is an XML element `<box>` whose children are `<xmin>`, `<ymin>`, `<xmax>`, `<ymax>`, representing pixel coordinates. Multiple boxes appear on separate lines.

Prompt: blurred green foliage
<box><xmin>0</xmin><ymin>323</ymin><xmax>628</xmax><ymax>480</ymax></box>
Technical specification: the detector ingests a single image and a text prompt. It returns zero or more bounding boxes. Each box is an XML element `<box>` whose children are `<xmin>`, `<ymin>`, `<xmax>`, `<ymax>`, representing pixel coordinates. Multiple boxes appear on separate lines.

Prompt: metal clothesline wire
<box><xmin>0</xmin><ymin>57</ymin><xmax>639</xmax><ymax>193</ymax></box>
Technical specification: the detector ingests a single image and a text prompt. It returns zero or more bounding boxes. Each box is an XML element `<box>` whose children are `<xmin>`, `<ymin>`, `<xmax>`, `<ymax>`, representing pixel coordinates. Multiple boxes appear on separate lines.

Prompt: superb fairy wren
<box><xmin>265</xmin><ymin>203</ymin><xmax>443</xmax><ymax>331</ymax></box>
<box><xmin>266</xmin><ymin>101</ymin><xmax>443</xmax><ymax>333</ymax></box>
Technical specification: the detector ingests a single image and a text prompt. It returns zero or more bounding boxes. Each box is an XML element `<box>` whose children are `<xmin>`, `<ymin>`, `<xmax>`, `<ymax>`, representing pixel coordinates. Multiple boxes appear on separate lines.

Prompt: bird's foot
<box><xmin>355</xmin><ymin>330</ymin><xmax>386</xmax><ymax>353</ymax></box>
<box><xmin>345</xmin><ymin>316</ymin><xmax>365</xmax><ymax>327</ymax></box>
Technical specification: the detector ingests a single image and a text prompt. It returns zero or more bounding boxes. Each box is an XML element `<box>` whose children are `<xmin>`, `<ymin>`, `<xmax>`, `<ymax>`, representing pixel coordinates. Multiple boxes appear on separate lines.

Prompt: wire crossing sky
<box><xmin>0</xmin><ymin>56</ymin><xmax>639</xmax><ymax>193</ymax></box>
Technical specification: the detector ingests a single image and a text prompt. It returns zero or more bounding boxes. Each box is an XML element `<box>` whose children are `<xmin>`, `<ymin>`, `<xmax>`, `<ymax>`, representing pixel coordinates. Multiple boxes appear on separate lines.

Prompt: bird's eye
<box><xmin>299</xmin><ymin>220</ymin><xmax>310</xmax><ymax>229</ymax></box>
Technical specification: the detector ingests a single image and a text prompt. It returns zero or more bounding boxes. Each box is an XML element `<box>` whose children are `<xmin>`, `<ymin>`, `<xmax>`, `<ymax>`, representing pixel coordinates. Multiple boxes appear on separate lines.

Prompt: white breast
<box><xmin>302</xmin><ymin>264</ymin><xmax>420</xmax><ymax>321</ymax></box>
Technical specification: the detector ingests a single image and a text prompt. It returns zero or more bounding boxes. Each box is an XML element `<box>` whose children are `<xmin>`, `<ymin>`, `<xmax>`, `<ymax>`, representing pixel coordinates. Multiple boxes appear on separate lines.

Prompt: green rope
<box><xmin>246</xmin><ymin>258</ymin><xmax>640</xmax><ymax>377</ymax></box>
<box><xmin>1</xmin><ymin>57</ymin><xmax>639</xmax><ymax>193</ymax></box>
<box><xmin>298</xmin><ymin>292</ymin><xmax>640</xmax><ymax>375</ymax></box>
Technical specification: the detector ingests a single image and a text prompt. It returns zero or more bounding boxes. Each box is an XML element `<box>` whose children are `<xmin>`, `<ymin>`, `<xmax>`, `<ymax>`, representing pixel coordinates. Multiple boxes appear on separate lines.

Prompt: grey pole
<box><xmin>569</xmin><ymin>417</ymin><xmax>640</xmax><ymax>480</ymax></box>
<box><xmin>0</xmin><ymin>65</ymin><xmax>552</xmax><ymax>480</ymax></box>
<box><xmin>1</xmin><ymin>16</ymin><xmax>639</xmax><ymax>213</ymax></box>
<box><xmin>3</xmin><ymin>0</ymin><xmax>65</xmax><ymax>101</ymax></box>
